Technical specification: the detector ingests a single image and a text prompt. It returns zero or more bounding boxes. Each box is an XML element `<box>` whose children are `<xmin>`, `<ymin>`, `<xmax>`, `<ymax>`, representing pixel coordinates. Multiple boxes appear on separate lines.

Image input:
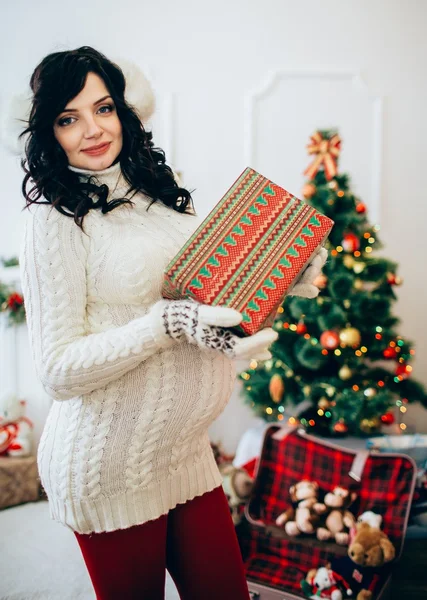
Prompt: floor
<box><xmin>1</xmin><ymin>500</ymin><xmax>426</xmax><ymax>599</ymax></box>
<box><xmin>391</xmin><ymin>538</ymin><xmax>427</xmax><ymax>599</ymax></box>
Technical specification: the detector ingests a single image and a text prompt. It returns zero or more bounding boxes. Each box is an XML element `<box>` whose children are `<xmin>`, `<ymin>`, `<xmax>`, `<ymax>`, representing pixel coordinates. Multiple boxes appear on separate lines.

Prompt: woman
<box><xmin>18</xmin><ymin>46</ymin><xmax>326</xmax><ymax>599</ymax></box>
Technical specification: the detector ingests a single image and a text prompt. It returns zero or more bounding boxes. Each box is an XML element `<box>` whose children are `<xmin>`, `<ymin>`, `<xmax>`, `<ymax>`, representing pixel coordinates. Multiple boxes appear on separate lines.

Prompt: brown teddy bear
<box><xmin>325</xmin><ymin>519</ymin><xmax>396</xmax><ymax>599</ymax></box>
<box><xmin>316</xmin><ymin>486</ymin><xmax>357</xmax><ymax>545</ymax></box>
<box><xmin>276</xmin><ymin>480</ymin><xmax>327</xmax><ymax>536</ymax></box>
<box><xmin>348</xmin><ymin>521</ymin><xmax>395</xmax><ymax>567</ymax></box>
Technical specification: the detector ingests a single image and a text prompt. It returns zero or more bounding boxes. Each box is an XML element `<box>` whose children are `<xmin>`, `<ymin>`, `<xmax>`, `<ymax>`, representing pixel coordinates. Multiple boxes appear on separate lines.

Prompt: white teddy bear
<box><xmin>0</xmin><ymin>390</ymin><xmax>33</xmax><ymax>457</ymax></box>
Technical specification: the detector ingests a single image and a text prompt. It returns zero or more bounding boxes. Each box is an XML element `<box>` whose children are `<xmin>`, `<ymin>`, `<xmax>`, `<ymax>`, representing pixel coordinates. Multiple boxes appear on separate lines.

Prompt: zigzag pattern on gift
<box><xmin>240</xmin><ymin>214</ymin><xmax>322</xmax><ymax>325</ymax></box>
<box><xmin>166</xmin><ymin>170</ymin><xmax>261</xmax><ymax>280</ymax></box>
<box><xmin>214</xmin><ymin>203</ymin><xmax>314</xmax><ymax>307</ymax></box>
<box><xmin>187</xmin><ymin>184</ymin><xmax>287</xmax><ymax>300</ymax></box>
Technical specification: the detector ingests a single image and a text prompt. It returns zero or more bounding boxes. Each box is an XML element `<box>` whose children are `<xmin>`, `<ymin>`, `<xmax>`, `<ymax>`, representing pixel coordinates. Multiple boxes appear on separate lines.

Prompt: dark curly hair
<box><xmin>19</xmin><ymin>46</ymin><xmax>195</xmax><ymax>231</ymax></box>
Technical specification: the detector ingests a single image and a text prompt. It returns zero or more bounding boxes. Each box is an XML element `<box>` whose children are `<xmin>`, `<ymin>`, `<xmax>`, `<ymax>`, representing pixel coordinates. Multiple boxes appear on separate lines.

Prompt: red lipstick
<box><xmin>82</xmin><ymin>142</ymin><xmax>111</xmax><ymax>156</ymax></box>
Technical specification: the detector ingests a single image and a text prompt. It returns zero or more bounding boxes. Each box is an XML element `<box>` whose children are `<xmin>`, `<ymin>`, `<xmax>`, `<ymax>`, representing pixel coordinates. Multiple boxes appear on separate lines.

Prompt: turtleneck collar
<box><xmin>68</xmin><ymin>160</ymin><xmax>124</xmax><ymax>192</ymax></box>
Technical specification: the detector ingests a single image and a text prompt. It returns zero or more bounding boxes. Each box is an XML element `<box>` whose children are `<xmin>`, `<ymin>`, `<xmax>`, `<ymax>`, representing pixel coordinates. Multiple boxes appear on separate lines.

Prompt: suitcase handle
<box><xmin>272</xmin><ymin>425</ymin><xmax>370</xmax><ymax>482</ymax></box>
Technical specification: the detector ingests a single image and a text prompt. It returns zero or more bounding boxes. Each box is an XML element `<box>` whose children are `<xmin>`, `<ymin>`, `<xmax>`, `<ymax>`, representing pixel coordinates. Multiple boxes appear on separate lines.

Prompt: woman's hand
<box><xmin>155</xmin><ymin>298</ymin><xmax>278</xmax><ymax>361</ymax></box>
<box><xmin>287</xmin><ymin>247</ymin><xmax>328</xmax><ymax>299</ymax></box>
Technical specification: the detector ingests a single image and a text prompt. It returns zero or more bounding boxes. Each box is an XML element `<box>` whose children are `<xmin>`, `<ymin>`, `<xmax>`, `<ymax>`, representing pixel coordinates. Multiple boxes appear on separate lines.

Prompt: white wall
<box><xmin>1</xmin><ymin>0</ymin><xmax>426</xmax><ymax>454</ymax></box>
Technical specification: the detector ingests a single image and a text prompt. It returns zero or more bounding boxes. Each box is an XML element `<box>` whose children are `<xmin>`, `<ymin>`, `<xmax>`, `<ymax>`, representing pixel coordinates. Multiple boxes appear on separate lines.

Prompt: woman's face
<box><xmin>53</xmin><ymin>72</ymin><xmax>123</xmax><ymax>171</ymax></box>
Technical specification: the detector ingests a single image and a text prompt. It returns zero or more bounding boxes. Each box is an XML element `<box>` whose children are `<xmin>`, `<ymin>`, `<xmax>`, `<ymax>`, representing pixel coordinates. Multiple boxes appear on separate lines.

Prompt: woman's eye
<box><xmin>58</xmin><ymin>116</ymin><xmax>74</xmax><ymax>127</ymax></box>
<box><xmin>57</xmin><ymin>104</ymin><xmax>115</xmax><ymax>127</ymax></box>
<box><xmin>99</xmin><ymin>103</ymin><xmax>114</xmax><ymax>114</ymax></box>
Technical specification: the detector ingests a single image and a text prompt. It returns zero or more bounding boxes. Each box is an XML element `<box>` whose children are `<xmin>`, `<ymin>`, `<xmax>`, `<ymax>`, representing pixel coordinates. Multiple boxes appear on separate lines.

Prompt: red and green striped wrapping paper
<box><xmin>162</xmin><ymin>167</ymin><xmax>334</xmax><ymax>336</ymax></box>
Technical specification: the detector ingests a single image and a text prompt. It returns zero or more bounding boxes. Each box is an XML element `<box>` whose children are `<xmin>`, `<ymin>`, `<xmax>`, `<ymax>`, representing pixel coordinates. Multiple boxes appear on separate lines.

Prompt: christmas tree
<box><xmin>238</xmin><ymin>130</ymin><xmax>427</xmax><ymax>437</ymax></box>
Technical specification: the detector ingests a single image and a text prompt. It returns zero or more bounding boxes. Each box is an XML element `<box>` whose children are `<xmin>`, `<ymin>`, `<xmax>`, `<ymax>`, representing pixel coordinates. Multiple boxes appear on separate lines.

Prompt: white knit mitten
<box><xmin>287</xmin><ymin>247</ymin><xmax>328</xmax><ymax>299</ymax></box>
<box><xmin>155</xmin><ymin>298</ymin><xmax>278</xmax><ymax>361</ymax></box>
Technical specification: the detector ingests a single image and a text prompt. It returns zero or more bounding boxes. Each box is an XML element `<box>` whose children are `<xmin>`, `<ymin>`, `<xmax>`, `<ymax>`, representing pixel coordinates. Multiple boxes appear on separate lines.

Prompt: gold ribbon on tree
<box><xmin>303</xmin><ymin>131</ymin><xmax>342</xmax><ymax>181</ymax></box>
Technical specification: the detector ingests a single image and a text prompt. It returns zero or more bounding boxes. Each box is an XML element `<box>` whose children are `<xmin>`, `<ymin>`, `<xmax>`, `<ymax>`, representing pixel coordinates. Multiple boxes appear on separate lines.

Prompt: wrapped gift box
<box><xmin>162</xmin><ymin>167</ymin><xmax>334</xmax><ymax>335</ymax></box>
<box><xmin>0</xmin><ymin>455</ymin><xmax>40</xmax><ymax>510</ymax></box>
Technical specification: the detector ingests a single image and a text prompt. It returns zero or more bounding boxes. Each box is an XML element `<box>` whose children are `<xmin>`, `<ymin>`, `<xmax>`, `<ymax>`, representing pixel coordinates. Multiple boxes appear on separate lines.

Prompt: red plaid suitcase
<box><xmin>237</xmin><ymin>425</ymin><xmax>417</xmax><ymax>600</ymax></box>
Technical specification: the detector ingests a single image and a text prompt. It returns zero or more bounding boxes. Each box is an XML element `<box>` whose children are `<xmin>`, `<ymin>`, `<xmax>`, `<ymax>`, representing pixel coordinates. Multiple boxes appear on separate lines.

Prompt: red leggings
<box><xmin>74</xmin><ymin>485</ymin><xmax>250</xmax><ymax>600</ymax></box>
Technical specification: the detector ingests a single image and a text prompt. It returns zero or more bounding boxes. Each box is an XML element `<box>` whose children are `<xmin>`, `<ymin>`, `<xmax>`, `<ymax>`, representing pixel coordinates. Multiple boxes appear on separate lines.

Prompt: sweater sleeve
<box><xmin>19</xmin><ymin>205</ymin><xmax>177</xmax><ymax>401</ymax></box>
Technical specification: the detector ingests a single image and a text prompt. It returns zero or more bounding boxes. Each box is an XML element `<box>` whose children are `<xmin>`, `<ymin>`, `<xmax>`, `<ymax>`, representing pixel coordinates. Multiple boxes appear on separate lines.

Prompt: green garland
<box><xmin>0</xmin><ymin>257</ymin><xmax>25</xmax><ymax>326</ymax></box>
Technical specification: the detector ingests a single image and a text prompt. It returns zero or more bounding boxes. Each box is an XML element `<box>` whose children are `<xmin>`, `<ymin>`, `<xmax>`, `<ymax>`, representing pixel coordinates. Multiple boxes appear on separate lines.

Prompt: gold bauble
<box><xmin>303</xmin><ymin>385</ymin><xmax>311</xmax><ymax>396</ymax></box>
<box><xmin>302</xmin><ymin>183</ymin><xmax>317</xmax><ymax>199</ymax></box>
<box><xmin>339</xmin><ymin>327</ymin><xmax>362</xmax><ymax>348</ymax></box>
<box><xmin>353</xmin><ymin>262</ymin><xmax>366</xmax><ymax>274</ymax></box>
<box><xmin>364</xmin><ymin>387</ymin><xmax>377</xmax><ymax>399</ymax></box>
<box><xmin>354</xmin><ymin>279</ymin><xmax>364</xmax><ymax>290</ymax></box>
<box><xmin>318</xmin><ymin>397</ymin><xmax>330</xmax><ymax>409</ymax></box>
<box><xmin>360</xmin><ymin>419</ymin><xmax>374</xmax><ymax>433</ymax></box>
<box><xmin>339</xmin><ymin>365</ymin><xmax>353</xmax><ymax>380</ymax></box>
<box><xmin>343</xmin><ymin>299</ymin><xmax>351</xmax><ymax>309</ymax></box>
<box><xmin>360</xmin><ymin>417</ymin><xmax>381</xmax><ymax>434</ymax></box>
<box><xmin>343</xmin><ymin>255</ymin><xmax>355</xmax><ymax>269</ymax></box>
<box><xmin>328</xmin><ymin>180</ymin><xmax>339</xmax><ymax>191</ymax></box>
<box><xmin>269</xmin><ymin>374</ymin><xmax>285</xmax><ymax>403</ymax></box>
<box><xmin>326</xmin><ymin>386</ymin><xmax>336</xmax><ymax>397</ymax></box>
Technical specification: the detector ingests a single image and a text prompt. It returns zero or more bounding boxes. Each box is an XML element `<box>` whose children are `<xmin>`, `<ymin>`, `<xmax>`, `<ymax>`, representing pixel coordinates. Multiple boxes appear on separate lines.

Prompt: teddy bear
<box><xmin>219</xmin><ymin>462</ymin><xmax>254</xmax><ymax>525</ymax></box>
<box><xmin>316</xmin><ymin>486</ymin><xmax>357</xmax><ymax>545</ymax></box>
<box><xmin>301</xmin><ymin>566</ymin><xmax>353</xmax><ymax>599</ymax></box>
<box><xmin>275</xmin><ymin>480</ymin><xmax>327</xmax><ymax>536</ymax></box>
<box><xmin>0</xmin><ymin>390</ymin><xmax>33</xmax><ymax>457</ymax></box>
<box><xmin>326</xmin><ymin>517</ymin><xmax>396</xmax><ymax>600</ymax></box>
<box><xmin>348</xmin><ymin>520</ymin><xmax>395</xmax><ymax>567</ymax></box>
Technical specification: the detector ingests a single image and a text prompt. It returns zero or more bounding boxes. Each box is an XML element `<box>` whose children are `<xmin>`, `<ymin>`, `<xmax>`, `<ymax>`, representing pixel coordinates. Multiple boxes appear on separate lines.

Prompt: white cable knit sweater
<box><xmin>19</xmin><ymin>161</ymin><xmax>236</xmax><ymax>534</ymax></box>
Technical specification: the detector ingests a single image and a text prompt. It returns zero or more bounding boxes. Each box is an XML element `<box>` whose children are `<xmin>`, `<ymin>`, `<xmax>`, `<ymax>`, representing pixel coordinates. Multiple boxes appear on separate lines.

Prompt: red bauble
<box><xmin>296</xmin><ymin>322</ymin><xmax>307</xmax><ymax>335</ymax></box>
<box><xmin>356</xmin><ymin>203</ymin><xmax>367</xmax><ymax>214</ymax></box>
<box><xmin>333</xmin><ymin>422</ymin><xmax>349</xmax><ymax>434</ymax></box>
<box><xmin>395</xmin><ymin>363</ymin><xmax>410</xmax><ymax>378</ymax></box>
<box><xmin>320</xmin><ymin>330</ymin><xmax>340</xmax><ymax>350</ymax></box>
<box><xmin>7</xmin><ymin>292</ymin><xmax>24</xmax><ymax>311</ymax></box>
<box><xmin>387</xmin><ymin>273</ymin><xmax>403</xmax><ymax>286</ymax></box>
<box><xmin>383</xmin><ymin>347</ymin><xmax>397</xmax><ymax>359</ymax></box>
<box><xmin>342</xmin><ymin>232</ymin><xmax>360</xmax><ymax>253</ymax></box>
<box><xmin>380</xmin><ymin>412</ymin><xmax>395</xmax><ymax>425</ymax></box>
